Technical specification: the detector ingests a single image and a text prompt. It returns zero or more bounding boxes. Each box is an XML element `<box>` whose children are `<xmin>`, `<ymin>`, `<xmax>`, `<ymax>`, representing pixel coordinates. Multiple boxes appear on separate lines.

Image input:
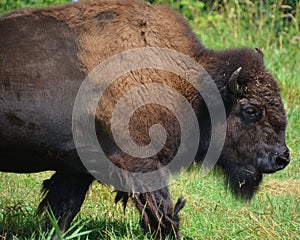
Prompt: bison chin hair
<box><xmin>220</xmin><ymin>163</ymin><xmax>263</xmax><ymax>200</ymax></box>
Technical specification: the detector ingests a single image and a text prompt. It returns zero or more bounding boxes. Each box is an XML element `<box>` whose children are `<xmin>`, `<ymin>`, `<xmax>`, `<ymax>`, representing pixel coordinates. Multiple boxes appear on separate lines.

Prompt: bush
<box><xmin>0</xmin><ymin>0</ymin><xmax>72</xmax><ymax>14</ymax></box>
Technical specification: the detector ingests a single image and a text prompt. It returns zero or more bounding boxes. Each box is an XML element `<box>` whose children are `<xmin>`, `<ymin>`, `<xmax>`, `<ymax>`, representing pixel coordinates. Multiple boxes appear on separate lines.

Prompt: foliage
<box><xmin>0</xmin><ymin>0</ymin><xmax>72</xmax><ymax>14</ymax></box>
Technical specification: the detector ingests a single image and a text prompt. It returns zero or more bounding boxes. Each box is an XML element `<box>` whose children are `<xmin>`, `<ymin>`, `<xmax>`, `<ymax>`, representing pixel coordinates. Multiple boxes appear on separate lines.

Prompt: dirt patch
<box><xmin>262</xmin><ymin>179</ymin><xmax>300</xmax><ymax>196</ymax></box>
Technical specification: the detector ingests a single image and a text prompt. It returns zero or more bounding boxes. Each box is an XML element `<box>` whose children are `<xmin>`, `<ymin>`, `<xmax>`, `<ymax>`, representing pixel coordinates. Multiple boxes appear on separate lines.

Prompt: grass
<box><xmin>0</xmin><ymin>0</ymin><xmax>299</xmax><ymax>239</ymax></box>
<box><xmin>1</xmin><ymin>170</ymin><xmax>299</xmax><ymax>239</ymax></box>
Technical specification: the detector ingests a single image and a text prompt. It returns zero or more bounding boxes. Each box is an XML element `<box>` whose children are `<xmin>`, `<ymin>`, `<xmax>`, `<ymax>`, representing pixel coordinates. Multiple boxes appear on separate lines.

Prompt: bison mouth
<box><xmin>222</xmin><ymin>150</ymin><xmax>290</xmax><ymax>200</ymax></box>
<box><xmin>257</xmin><ymin>151</ymin><xmax>290</xmax><ymax>174</ymax></box>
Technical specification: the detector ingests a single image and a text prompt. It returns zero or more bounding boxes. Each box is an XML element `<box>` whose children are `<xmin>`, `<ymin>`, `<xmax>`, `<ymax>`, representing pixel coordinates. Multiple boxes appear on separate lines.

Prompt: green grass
<box><xmin>0</xmin><ymin>170</ymin><xmax>299</xmax><ymax>239</ymax></box>
<box><xmin>0</xmin><ymin>0</ymin><xmax>299</xmax><ymax>239</ymax></box>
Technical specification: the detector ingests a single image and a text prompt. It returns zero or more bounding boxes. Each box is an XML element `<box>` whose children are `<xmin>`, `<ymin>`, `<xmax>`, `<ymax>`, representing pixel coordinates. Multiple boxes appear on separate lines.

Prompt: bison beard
<box><xmin>221</xmin><ymin>162</ymin><xmax>263</xmax><ymax>200</ymax></box>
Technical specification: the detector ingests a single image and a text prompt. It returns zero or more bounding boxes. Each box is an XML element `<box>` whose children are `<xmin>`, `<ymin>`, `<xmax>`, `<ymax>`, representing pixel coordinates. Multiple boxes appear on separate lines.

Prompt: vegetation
<box><xmin>0</xmin><ymin>0</ymin><xmax>71</xmax><ymax>13</ymax></box>
<box><xmin>0</xmin><ymin>0</ymin><xmax>299</xmax><ymax>239</ymax></box>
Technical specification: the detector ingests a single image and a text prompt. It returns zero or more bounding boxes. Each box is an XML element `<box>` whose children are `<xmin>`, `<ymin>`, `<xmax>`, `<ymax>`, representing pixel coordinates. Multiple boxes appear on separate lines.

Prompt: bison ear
<box><xmin>228</xmin><ymin>67</ymin><xmax>242</xmax><ymax>94</ymax></box>
<box><xmin>255</xmin><ymin>48</ymin><xmax>264</xmax><ymax>58</ymax></box>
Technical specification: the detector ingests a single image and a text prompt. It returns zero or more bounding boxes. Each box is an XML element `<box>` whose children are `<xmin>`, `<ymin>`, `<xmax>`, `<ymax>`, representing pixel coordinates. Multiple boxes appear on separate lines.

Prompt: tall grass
<box><xmin>0</xmin><ymin>0</ymin><xmax>299</xmax><ymax>239</ymax></box>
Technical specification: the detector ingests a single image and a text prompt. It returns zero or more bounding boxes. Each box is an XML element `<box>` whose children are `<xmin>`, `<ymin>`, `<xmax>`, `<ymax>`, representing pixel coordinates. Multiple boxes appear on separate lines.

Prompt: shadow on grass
<box><xmin>0</xmin><ymin>211</ymin><xmax>194</xmax><ymax>239</ymax></box>
<box><xmin>0</xmin><ymin>203</ymin><xmax>151</xmax><ymax>239</ymax></box>
<box><xmin>0</xmin><ymin>202</ymin><xmax>40</xmax><ymax>239</ymax></box>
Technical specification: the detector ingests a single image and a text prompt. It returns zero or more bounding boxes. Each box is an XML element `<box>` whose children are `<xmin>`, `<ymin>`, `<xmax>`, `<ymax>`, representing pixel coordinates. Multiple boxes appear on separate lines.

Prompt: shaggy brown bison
<box><xmin>0</xmin><ymin>0</ymin><xmax>290</xmax><ymax>239</ymax></box>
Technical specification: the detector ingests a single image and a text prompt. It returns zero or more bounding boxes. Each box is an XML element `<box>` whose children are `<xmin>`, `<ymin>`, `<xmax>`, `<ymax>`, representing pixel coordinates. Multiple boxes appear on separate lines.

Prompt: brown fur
<box><xmin>0</xmin><ymin>0</ymin><xmax>289</xmax><ymax>239</ymax></box>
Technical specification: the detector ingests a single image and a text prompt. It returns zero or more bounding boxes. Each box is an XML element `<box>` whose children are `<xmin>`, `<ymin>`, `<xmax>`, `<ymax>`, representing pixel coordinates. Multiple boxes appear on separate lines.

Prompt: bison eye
<box><xmin>241</xmin><ymin>105</ymin><xmax>262</xmax><ymax>121</ymax></box>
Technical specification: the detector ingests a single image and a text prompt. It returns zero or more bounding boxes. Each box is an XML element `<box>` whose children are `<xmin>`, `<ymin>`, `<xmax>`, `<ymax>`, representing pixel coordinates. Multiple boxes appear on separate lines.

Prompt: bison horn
<box><xmin>255</xmin><ymin>47</ymin><xmax>264</xmax><ymax>58</ymax></box>
<box><xmin>228</xmin><ymin>67</ymin><xmax>242</xmax><ymax>94</ymax></box>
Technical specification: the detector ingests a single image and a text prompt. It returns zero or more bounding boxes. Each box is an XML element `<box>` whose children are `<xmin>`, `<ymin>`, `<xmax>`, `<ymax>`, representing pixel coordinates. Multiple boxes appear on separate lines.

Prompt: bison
<box><xmin>0</xmin><ymin>0</ymin><xmax>290</xmax><ymax>239</ymax></box>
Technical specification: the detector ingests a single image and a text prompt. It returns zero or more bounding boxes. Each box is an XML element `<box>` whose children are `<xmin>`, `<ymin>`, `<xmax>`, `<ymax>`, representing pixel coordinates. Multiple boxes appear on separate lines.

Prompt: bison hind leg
<box><xmin>36</xmin><ymin>172</ymin><xmax>93</xmax><ymax>238</ymax></box>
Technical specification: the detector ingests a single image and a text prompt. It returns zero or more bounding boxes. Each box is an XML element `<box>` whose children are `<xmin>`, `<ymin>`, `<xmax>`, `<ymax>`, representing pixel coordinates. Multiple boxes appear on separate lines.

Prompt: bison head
<box><xmin>216</xmin><ymin>48</ymin><xmax>290</xmax><ymax>200</ymax></box>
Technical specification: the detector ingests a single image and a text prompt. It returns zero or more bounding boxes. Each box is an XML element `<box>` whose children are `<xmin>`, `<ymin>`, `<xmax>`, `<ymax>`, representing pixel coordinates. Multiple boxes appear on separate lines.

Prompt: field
<box><xmin>0</xmin><ymin>0</ymin><xmax>299</xmax><ymax>239</ymax></box>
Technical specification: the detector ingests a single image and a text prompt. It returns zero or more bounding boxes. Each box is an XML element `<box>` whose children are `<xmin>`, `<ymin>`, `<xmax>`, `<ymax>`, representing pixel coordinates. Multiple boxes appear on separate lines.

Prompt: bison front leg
<box><xmin>112</xmin><ymin>153</ymin><xmax>186</xmax><ymax>239</ymax></box>
<box><xmin>36</xmin><ymin>172</ymin><xmax>93</xmax><ymax>239</ymax></box>
<box><xmin>134</xmin><ymin>188</ymin><xmax>186</xmax><ymax>240</ymax></box>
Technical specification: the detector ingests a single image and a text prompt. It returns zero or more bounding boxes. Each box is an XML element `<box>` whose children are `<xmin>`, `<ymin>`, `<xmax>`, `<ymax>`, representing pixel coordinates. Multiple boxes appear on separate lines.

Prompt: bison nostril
<box><xmin>275</xmin><ymin>156</ymin><xmax>290</xmax><ymax>169</ymax></box>
<box><xmin>284</xmin><ymin>149</ymin><xmax>290</xmax><ymax>159</ymax></box>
